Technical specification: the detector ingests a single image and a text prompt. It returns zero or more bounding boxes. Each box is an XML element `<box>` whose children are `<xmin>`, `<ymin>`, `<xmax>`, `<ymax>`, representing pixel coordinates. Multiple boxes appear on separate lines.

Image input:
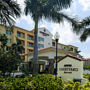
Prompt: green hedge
<box><xmin>0</xmin><ymin>74</ymin><xmax>90</xmax><ymax>90</ymax></box>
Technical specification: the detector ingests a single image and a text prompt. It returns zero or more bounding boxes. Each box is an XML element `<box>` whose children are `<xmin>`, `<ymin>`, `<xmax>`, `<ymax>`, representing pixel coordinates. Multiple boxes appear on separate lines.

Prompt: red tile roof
<box><xmin>58</xmin><ymin>54</ymin><xmax>84</xmax><ymax>62</ymax></box>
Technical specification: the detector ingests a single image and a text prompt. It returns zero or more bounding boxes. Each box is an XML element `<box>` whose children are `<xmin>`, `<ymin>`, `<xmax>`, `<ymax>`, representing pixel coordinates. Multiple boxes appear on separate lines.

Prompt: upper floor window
<box><xmin>7</xmin><ymin>39</ymin><xmax>11</xmax><ymax>43</ymax></box>
<box><xmin>38</xmin><ymin>44</ymin><xmax>44</xmax><ymax>48</ymax></box>
<box><xmin>69</xmin><ymin>48</ymin><xmax>73</xmax><ymax>51</ymax></box>
<box><xmin>38</xmin><ymin>37</ymin><xmax>44</xmax><ymax>42</ymax></box>
<box><xmin>60</xmin><ymin>45</ymin><xmax>63</xmax><ymax>49</ymax></box>
<box><xmin>6</xmin><ymin>30</ymin><xmax>11</xmax><ymax>36</ymax></box>
<box><xmin>52</xmin><ymin>42</ymin><xmax>55</xmax><ymax>46</ymax></box>
<box><xmin>28</xmin><ymin>49</ymin><xmax>33</xmax><ymax>53</ymax></box>
<box><xmin>63</xmin><ymin>47</ymin><xmax>66</xmax><ymax>50</ymax></box>
<box><xmin>28</xmin><ymin>35</ymin><xmax>33</xmax><ymax>40</ymax></box>
<box><xmin>17</xmin><ymin>32</ymin><xmax>21</xmax><ymax>37</ymax></box>
<box><xmin>28</xmin><ymin>43</ymin><xmax>33</xmax><ymax>47</ymax></box>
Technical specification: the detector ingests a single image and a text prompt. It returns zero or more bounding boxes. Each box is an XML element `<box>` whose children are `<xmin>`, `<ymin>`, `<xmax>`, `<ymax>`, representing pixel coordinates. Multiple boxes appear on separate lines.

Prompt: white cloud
<box><xmin>79</xmin><ymin>0</ymin><xmax>90</xmax><ymax>11</ymax></box>
<box><xmin>72</xmin><ymin>0</ymin><xmax>77</xmax><ymax>11</ymax></box>
<box><xmin>80</xmin><ymin>52</ymin><xmax>90</xmax><ymax>58</ymax></box>
<box><xmin>17</xmin><ymin>15</ymin><xmax>34</xmax><ymax>23</ymax></box>
<box><xmin>17</xmin><ymin>0</ymin><xmax>25</xmax><ymax>11</ymax></box>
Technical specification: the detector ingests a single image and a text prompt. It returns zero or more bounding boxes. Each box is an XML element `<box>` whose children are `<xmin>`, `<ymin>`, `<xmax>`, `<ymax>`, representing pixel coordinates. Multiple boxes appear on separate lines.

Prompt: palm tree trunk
<box><xmin>33</xmin><ymin>16</ymin><xmax>39</xmax><ymax>74</ymax></box>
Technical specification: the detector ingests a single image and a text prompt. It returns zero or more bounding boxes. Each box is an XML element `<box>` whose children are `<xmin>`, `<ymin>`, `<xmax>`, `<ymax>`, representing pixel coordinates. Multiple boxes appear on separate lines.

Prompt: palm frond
<box><xmin>0</xmin><ymin>0</ymin><xmax>21</xmax><ymax>26</ymax></box>
<box><xmin>81</xmin><ymin>16</ymin><xmax>90</xmax><ymax>27</ymax></box>
<box><xmin>47</xmin><ymin>0</ymin><xmax>72</xmax><ymax>11</ymax></box>
<box><xmin>80</xmin><ymin>28</ymin><xmax>90</xmax><ymax>42</ymax></box>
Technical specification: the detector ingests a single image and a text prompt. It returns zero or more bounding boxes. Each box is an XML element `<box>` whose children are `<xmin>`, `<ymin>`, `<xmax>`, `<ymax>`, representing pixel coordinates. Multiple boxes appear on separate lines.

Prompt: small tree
<box><xmin>0</xmin><ymin>34</ymin><xmax>24</xmax><ymax>75</ymax></box>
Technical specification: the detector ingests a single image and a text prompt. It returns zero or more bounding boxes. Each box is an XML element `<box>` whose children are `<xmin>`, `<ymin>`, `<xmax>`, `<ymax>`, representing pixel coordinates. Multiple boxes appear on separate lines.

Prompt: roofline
<box><xmin>58</xmin><ymin>54</ymin><xmax>84</xmax><ymax>62</ymax></box>
<box><xmin>13</xmin><ymin>25</ymin><xmax>33</xmax><ymax>33</ymax></box>
<box><xmin>85</xmin><ymin>58</ymin><xmax>90</xmax><ymax>61</ymax></box>
<box><xmin>28</xmin><ymin>47</ymin><xmax>78</xmax><ymax>56</ymax></box>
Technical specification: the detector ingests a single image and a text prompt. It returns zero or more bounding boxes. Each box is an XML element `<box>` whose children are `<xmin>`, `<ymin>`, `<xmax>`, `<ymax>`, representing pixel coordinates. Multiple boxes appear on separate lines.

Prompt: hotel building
<box><xmin>0</xmin><ymin>24</ymin><xmax>79</xmax><ymax>62</ymax></box>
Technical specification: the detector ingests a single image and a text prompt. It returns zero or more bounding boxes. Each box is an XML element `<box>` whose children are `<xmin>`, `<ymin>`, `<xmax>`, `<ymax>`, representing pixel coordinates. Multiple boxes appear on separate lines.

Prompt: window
<box><xmin>69</xmin><ymin>48</ymin><xmax>73</xmax><ymax>51</ymax></box>
<box><xmin>7</xmin><ymin>39</ymin><xmax>11</xmax><ymax>43</ymax></box>
<box><xmin>52</xmin><ymin>42</ymin><xmax>55</xmax><ymax>46</ymax></box>
<box><xmin>28</xmin><ymin>35</ymin><xmax>33</xmax><ymax>40</ymax></box>
<box><xmin>17</xmin><ymin>32</ymin><xmax>21</xmax><ymax>37</ymax></box>
<box><xmin>28</xmin><ymin>43</ymin><xmax>33</xmax><ymax>47</ymax></box>
<box><xmin>6</xmin><ymin>30</ymin><xmax>11</xmax><ymax>36</ymax></box>
<box><xmin>64</xmin><ymin>47</ymin><xmax>66</xmax><ymax>50</ymax></box>
<box><xmin>38</xmin><ymin>37</ymin><xmax>44</xmax><ymax>42</ymax></box>
<box><xmin>38</xmin><ymin>44</ymin><xmax>44</xmax><ymax>48</ymax></box>
<box><xmin>28</xmin><ymin>49</ymin><xmax>33</xmax><ymax>53</ymax></box>
<box><xmin>60</xmin><ymin>45</ymin><xmax>63</xmax><ymax>49</ymax></box>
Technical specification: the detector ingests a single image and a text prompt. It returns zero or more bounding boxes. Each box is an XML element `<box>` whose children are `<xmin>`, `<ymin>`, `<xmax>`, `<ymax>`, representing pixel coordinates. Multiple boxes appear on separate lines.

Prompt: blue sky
<box><xmin>15</xmin><ymin>0</ymin><xmax>90</xmax><ymax>58</ymax></box>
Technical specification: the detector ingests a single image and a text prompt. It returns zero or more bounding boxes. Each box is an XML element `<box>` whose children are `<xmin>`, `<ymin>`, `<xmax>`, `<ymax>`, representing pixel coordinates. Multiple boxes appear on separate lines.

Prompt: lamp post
<box><xmin>54</xmin><ymin>32</ymin><xmax>60</xmax><ymax>80</ymax></box>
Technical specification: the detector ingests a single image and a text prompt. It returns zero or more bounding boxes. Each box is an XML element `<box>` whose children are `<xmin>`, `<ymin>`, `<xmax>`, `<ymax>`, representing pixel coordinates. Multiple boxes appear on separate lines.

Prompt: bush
<box><xmin>64</xmin><ymin>84</ymin><xmax>73</xmax><ymax>90</ymax></box>
<box><xmin>0</xmin><ymin>74</ymin><xmax>90</xmax><ymax>90</ymax></box>
<box><xmin>73</xmin><ymin>82</ymin><xmax>81</xmax><ymax>90</ymax></box>
<box><xmin>83</xmin><ymin>74</ymin><xmax>90</xmax><ymax>81</ymax></box>
<box><xmin>25</xmin><ymin>74</ymin><xmax>63</xmax><ymax>90</ymax></box>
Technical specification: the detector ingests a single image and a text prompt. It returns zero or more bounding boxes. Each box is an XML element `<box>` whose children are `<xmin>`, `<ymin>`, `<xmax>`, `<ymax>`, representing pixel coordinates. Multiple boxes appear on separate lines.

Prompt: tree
<box><xmin>0</xmin><ymin>34</ymin><xmax>24</xmax><ymax>75</ymax></box>
<box><xmin>74</xmin><ymin>16</ymin><xmax>90</xmax><ymax>42</ymax></box>
<box><xmin>0</xmin><ymin>0</ymin><xmax>21</xmax><ymax>26</ymax></box>
<box><xmin>24</xmin><ymin>0</ymin><xmax>79</xmax><ymax>74</ymax></box>
<box><xmin>0</xmin><ymin>34</ymin><xmax>7</xmax><ymax>51</ymax></box>
<box><xmin>11</xmin><ymin>38</ymin><xmax>25</xmax><ymax>54</ymax></box>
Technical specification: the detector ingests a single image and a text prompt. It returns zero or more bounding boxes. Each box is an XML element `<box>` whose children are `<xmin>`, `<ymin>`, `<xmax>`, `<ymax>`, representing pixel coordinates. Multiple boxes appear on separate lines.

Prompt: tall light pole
<box><xmin>54</xmin><ymin>32</ymin><xmax>60</xmax><ymax>80</ymax></box>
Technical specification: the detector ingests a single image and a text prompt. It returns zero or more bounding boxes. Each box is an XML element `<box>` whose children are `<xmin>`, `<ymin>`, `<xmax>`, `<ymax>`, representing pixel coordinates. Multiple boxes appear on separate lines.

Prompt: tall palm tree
<box><xmin>75</xmin><ymin>16</ymin><xmax>90</xmax><ymax>41</ymax></box>
<box><xmin>24</xmin><ymin>0</ymin><xmax>79</xmax><ymax>74</ymax></box>
<box><xmin>0</xmin><ymin>0</ymin><xmax>21</xmax><ymax>26</ymax></box>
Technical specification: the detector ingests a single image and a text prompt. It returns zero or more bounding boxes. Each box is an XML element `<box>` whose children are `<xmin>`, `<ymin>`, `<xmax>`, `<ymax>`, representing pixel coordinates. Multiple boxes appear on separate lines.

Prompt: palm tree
<box><xmin>24</xmin><ymin>0</ymin><xmax>79</xmax><ymax>74</ymax></box>
<box><xmin>0</xmin><ymin>0</ymin><xmax>21</xmax><ymax>26</ymax></box>
<box><xmin>75</xmin><ymin>16</ymin><xmax>90</xmax><ymax>42</ymax></box>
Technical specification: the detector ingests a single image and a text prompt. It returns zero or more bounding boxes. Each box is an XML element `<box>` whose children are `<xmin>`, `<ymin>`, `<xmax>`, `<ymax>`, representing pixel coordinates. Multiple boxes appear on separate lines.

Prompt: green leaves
<box><xmin>0</xmin><ymin>74</ymin><xmax>90</xmax><ymax>89</ymax></box>
<box><xmin>0</xmin><ymin>0</ymin><xmax>21</xmax><ymax>26</ymax></box>
<box><xmin>0</xmin><ymin>34</ymin><xmax>24</xmax><ymax>75</ymax></box>
<box><xmin>72</xmin><ymin>16</ymin><xmax>90</xmax><ymax>42</ymax></box>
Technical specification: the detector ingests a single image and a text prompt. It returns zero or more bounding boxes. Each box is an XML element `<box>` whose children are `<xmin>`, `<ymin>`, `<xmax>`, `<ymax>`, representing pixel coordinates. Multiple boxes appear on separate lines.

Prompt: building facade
<box><xmin>28</xmin><ymin>47</ymin><xmax>79</xmax><ymax>73</ymax></box>
<box><xmin>0</xmin><ymin>25</ymin><xmax>34</xmax><ymax>61</ymax></box>
<box><xmin>0</xmin><ymin>24</ymin><xmax>79</xmax><ymax>62</ymax></box>
<box><xmin>38</xmin><ymin>27</ymin><xmax>53</xmax><ymax>49</ymax></box>
<box><xmin>83</xmin><ymin>58</ymin><xmax>90</xmax><ymax>66</ymax></box>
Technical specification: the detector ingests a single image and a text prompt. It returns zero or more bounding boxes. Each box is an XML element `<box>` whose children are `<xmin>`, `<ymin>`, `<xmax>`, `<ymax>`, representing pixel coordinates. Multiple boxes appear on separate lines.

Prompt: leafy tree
<box><xmin>0</xmin><ymin>34</ymin><xmax>24</xmax><ymax>75</ymax></box>
<box><xmin>0</xmin><ymin>0</ymin><xmax>21</xmax><ymax>26</ymax></box>
<box><xmin>0</xmin><ymin>34</ymin><xmax>7</xmax><ymax>51</ymax></box>
<box><xmin>24</xmin><ymin>0</ymin><xmax>79</xmax><ymax>74</ymax></box>
<box><xmin>11</xmin><ymin>38</ymin><xmax>25</xmax><ymax>54</ymax></box>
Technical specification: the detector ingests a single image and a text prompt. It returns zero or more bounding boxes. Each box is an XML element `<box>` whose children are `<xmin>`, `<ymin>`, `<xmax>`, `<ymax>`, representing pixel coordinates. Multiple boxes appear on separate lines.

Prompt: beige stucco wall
<box><xmin>57</xmin><ymin>57</ymin><xmax>83</xmax><ymax>81</ymax></box>
<box><xmin>28</xmin><ymin>51</ymin><xmax>65</xmax><ymax>61</ymax></box>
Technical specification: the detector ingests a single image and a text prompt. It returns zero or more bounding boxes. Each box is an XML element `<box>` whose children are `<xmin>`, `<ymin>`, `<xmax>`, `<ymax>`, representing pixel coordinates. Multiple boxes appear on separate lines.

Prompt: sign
<box><xmin>59</xmin><ymin>68</ymin><xmax>78</xmax><ymax>71</ymax></box>
<box><xmin>40</xmin><ymin>31</ymin><xmax>49</xmax><ymax>36</ymax></box>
